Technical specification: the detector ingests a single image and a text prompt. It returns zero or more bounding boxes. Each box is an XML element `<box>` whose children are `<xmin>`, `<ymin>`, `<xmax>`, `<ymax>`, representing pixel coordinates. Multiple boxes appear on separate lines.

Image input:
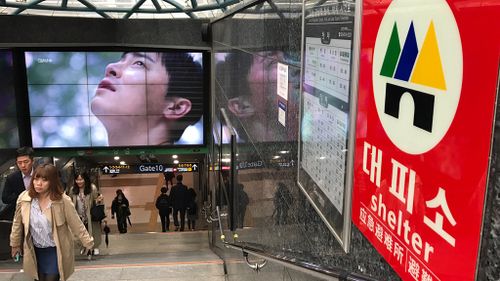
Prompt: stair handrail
<box><xmin>221</xmin><ymin>238</ymin><xmax>378</xmax><ymax>281</ymax></box>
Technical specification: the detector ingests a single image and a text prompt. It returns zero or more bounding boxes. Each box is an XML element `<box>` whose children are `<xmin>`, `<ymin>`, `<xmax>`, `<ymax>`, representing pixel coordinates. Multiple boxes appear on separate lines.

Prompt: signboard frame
<box><xmin>352</xmin><ymin>0</ymin><xmax>499</xmax><ymax>279</ymax></box>
<box><xmin>297</xmin><ymin>0</ymin><xmax>362</xmax><ymax>252</ymax></box>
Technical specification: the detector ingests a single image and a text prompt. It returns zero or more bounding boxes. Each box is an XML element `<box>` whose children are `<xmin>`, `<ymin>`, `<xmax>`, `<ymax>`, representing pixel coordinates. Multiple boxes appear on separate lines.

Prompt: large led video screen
<box><xmin>25</xmin><ymin>50</ymin><xmax>205</xmax><ymax>148</ymax></box>
<box><xmin>0</xmin><ymin>50</ymin><xmax>20</xmax><ymax>148</ymax></box>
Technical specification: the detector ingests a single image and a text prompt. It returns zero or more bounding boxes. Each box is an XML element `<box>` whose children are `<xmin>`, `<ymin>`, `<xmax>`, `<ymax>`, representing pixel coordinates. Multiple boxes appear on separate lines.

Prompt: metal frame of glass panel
<box><xmin>297</xmin><ymin>0</ymin><xmax>362</xmax><ymax>253</ymax></box>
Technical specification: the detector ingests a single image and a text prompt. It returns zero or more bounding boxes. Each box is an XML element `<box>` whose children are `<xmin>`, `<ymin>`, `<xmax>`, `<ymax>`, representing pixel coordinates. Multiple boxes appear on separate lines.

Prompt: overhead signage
<box><xmin>136</xmin><ymin>164</ymin><xmax>166</xmax><ymax>173</ymax></box>
<box><xmin>176</xmin><ymin>163</ymin><xmax>199</xmax><ymax>172</ymax></box>
<box><xmin>353</xmin><ymin>0</ymin><xmax>499</xmax><ymax>280</ymax></box>
<box><xmin>100</xmin><ymin>163</ymin><xmax>199</xmax><ymax>174</ymax></box>
<box><xmin>236</xmin><ymin>158</ymin><xmax>295</xmax><ymax>170</ymax></box>
<box><xmin>269</xmin><ymin>157</ymin><xmax>295</xmax><ymax>168</ymax></box>
<box><xmin>101</xmin><ymin>164</ymin><xmax>131</xmax><ymax>174</ymax></box>
<box><xmin>237</xmin><ymin>160</ymin><xmax>264</xmax><ymax>170</ymax></box>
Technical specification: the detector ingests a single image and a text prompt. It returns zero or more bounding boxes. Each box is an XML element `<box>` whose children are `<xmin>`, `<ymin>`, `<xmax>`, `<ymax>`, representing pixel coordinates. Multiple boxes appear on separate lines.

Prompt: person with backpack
<box><xmin>155</xmin><ymin>186</ymin><xmax>171</xmax><ymax>232</ymax></box>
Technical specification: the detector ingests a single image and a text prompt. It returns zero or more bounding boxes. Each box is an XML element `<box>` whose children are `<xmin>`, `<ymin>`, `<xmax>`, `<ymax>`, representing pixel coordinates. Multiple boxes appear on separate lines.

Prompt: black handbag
<box><xmin>90</xmin><ymin>204</ymin><xmax>106</xmax><ymax>222</ymax></box>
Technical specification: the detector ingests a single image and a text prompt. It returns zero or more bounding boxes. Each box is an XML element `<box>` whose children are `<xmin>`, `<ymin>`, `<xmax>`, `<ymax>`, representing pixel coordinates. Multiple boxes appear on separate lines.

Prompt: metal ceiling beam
<box><xmin>161</xmin><ymin>0</ymin><xmax>196</xmax><ymax>18</ymax></box>
<box><xmin>229</xmin><ymin>6</ymin><xmax>301</xmax><ymax>14</ymax></box>
<box><xmin>77</xmin><ymin>0</ymin><xmax>111</xmax><ymax>18</ymax></box>
<box><xmin>2</xmin><ymin>3</ymin><xmax>238</xmax><ymax>13</ymax></box>
<box><xmin>124</xmin><ymin>0</ymin><xmax>147</xmax><ymax>18</ymax></box>
<box><xmin>190</xmin><ymin>0</ymin><xmax>198</xmax><ymax>9</ymax></box>
<box><xmin>266</xmin><ymin>0</ymin><xmax>284</xmax><ymax>19</ymax></box>
<box><xmin>13</xmin><ymin>0</ymin><xmax>47</xmax><ymax>15</ymax></box>
<box><xmin>151</xmin><ymin>0</ymin><xmax>162</xmax><ymax>11</ymax></box>
<box><xmin>212</xmin><ymin>0</ymin><xmax>226</xmax><ymax>13</ymax></box>
<box><xmin>0</xmin><ymin>0</ymin><xmax>241</xmax><ymax>17</ymax></box>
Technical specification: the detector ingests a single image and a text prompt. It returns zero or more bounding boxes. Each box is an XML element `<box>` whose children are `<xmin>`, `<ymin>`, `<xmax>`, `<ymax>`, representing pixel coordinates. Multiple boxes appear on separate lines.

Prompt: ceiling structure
<box><xmin>0</xmin><ymin>0</ymin><xmax>241</xmax><ymax>19</ymax></box>
<box><xmin>0</xmin><ymin>0</ymin><xmax>302</xmax><ymax>19</ymax></box>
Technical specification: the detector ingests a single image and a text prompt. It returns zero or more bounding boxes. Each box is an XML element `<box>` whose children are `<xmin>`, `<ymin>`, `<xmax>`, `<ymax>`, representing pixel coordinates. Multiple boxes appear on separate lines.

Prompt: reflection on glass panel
<box><xmin>0</xmin><ymin>118</ymin><xmax>19</xmax><ymax>148</ymax></box>
<box><xmin>0</xmin><ymin>50</ymin><xmax>19</xmax><ymax>148</ymax></box>
<box><xmin>211</xmin><ymin>98</ymin><xmax>224</xmax><ymax>207</ymax></box>
<box><xmin>220</xmin><ymin>109</ymin><xmax>233</xmax><ymax>208</ymax></box>
<box><xmin>213</xmin><ymin>42</ymin><xmax>303</xmax><ymax>233</ymax></box>
<box><xmin>215</xmin><ymin>50</ymin><xmax>300</xmax><ymax>144</ymax></box>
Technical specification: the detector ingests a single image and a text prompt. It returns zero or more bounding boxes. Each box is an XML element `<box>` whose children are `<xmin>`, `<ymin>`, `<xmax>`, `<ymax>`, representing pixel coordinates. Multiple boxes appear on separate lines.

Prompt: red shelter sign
<box><xmin>353</xmin><ymin>0</ymin><xmax>500</xmax><ymax>280</ymax></box>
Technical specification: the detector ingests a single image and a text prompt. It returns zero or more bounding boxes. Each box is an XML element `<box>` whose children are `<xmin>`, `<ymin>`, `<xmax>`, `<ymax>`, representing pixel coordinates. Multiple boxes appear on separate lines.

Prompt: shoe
<box><xmin>80</xmin><ymin>248</ymin><xmax>89</xmax><ymax>255</ymax></box>
<box><xmin>93</xmin><ymin>249</ymin><xmax>99</xmax><ymax>255</ymax></box>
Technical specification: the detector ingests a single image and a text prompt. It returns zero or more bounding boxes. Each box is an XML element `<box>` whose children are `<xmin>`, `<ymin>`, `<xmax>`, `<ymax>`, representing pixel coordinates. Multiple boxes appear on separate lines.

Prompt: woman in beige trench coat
<box><xmin>68</xmin><ymin>170</ymin><xmax>102</xmax><ymax>254</ymax></box>
<box><xmin>10</xmin><ymin>164</ymin><xmax>94</xmax><ymax>281</ymax></box>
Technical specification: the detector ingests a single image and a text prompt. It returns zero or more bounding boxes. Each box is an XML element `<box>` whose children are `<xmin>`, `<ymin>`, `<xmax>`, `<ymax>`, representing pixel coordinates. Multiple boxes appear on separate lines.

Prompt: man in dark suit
<box><xmin>1</xmin><ymin>147</ymin><xmax>35</xmax><ymax>221</ymax></box>
<box><xmin>169</xmin><ymin>174</ymin><xmax>190</xmax><ymax>231</ymax></box>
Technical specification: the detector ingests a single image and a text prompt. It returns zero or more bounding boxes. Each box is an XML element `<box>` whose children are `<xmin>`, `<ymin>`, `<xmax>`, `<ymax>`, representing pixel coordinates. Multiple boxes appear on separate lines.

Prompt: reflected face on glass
<box><xmin>248</xmin><ymin>52</ymin><xmax>280</xmax><ymax>83</ymax></box>
<box><xmin>91</xmin><ymin>52</ymin><xmax>168</xmax><ymax>117</ymax></box>
<box><xmin>247</xmin><ymin>51</ymin><xmax>282</xmax><ymax>112</ymax></box>
<box><xmin>227</xmin><ymin>52</ymin><xmax>281</xmax><ymax>119</ymax></box>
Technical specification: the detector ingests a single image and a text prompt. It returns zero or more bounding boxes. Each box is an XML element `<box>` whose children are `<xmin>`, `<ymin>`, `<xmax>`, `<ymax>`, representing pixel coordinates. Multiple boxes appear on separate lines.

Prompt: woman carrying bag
<box><xmin>10</xmin><ymin>163</ymin><xmax>94</xmax><ymax>281</ymax></box>
<box><xmin>111</xmin><ymin>189</ymin><xmax>130</xmax><ymax>233</ymax></box>
<box><xmin>69</xmin><ymin>171</ymin><xmax>103</xmax><ymax>255</ymax></box>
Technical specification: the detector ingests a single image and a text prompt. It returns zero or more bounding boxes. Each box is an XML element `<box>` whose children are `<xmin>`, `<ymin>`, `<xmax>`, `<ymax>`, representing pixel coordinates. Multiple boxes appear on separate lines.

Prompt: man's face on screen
<box><xmin>91</xmin><ymin>52</ymin><xmax>168</xmax><ymax>116</ymax></box>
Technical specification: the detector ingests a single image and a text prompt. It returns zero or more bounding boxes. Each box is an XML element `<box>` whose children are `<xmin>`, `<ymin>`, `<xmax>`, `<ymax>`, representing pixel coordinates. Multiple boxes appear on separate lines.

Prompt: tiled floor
<box><xmin>0</xmin><ymin>231</ymin><xmax>226</xmax><ymax>281</ymax></box>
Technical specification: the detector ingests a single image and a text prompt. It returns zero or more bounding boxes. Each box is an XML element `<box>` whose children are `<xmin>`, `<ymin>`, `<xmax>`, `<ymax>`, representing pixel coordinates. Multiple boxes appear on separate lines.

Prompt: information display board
<box><xmin>352</xmin><ymin>0</ymin><xmax>500</xmax><ymax>280</ymax></box>
<box><xmin>298</xmin><ymin>0</ymin><xmax>360</xmax><ymax>251</ymax></box>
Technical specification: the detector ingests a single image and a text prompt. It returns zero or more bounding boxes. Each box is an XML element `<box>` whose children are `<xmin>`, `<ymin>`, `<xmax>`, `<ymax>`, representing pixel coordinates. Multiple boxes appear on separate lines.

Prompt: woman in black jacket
<box><xmin>111</xmin><ymin>189</ymin><xmax>130</xmax><ymax>233</ymax></box>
